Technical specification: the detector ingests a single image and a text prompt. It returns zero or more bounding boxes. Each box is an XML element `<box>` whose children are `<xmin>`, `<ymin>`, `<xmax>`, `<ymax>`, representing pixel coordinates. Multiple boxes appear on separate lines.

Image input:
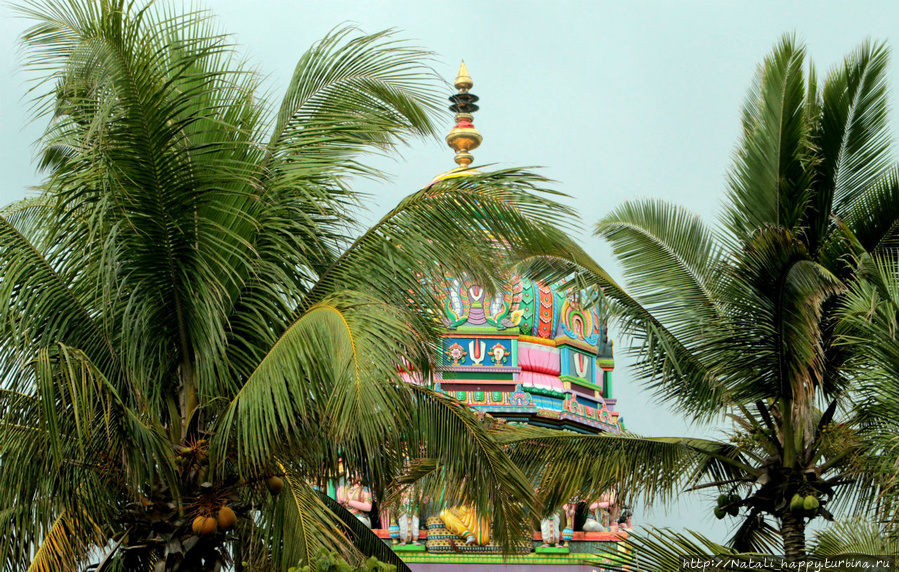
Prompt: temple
<box><xmin>365</xmin><ymin>63</ymin><xmax>632</xmax><ymax>571</ymax></box>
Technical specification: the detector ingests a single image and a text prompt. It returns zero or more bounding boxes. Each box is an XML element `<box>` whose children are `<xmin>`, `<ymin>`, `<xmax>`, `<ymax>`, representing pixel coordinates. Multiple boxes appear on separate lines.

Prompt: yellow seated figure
<box><xmin>439</xmin><ymin>506</ymin><xmax>490</xmax><ymax>546</ymax></box>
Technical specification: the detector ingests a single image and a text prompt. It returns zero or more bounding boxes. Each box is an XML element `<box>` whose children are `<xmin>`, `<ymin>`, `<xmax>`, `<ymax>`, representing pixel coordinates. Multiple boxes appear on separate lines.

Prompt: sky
<box><xmin>2</xmin><ymin>0</ymin><xmax>898</xmax><ymax>543</ymax></box>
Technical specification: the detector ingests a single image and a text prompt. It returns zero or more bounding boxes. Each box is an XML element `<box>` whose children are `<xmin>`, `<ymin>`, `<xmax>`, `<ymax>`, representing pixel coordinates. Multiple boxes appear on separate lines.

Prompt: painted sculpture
<box><xmin>539</xmin><ymin>510</ymin><xmax>563</xmax><ymax>547</ymax></box>
<box><xmin>396</xmin><ymin>488</ymin><xmax>421</xmax><ymax>545</ymax></box>
<box><xmin>583</xmin><ymin>489</ymin><xmax>616</xmax><ymax>532</ymax></box>
<box><xmin>439</xmin><ymin>506</ymin><xmax>490</xmax><ymax>546</ymax></box>
<box><xmin>337</xmin><ymin>477</ymin><xmax>373</xmax><ymax>528</ymax></box>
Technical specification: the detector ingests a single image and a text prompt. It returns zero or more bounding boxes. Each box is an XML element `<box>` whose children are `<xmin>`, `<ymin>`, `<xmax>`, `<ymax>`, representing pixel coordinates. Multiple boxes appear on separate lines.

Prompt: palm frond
<box><xmin>809</xmin><ymin>41</ymin><xmax>892</xmax><ymax>255</ymax></box>
<box><xmin>262</xmin><ymin>473</ymin><xmax>359</xmax><ymax>572</ymax></box>
<box><xmin>25</xmin><ymin>510</ymin><xmax>105</xmax><ymax>572</ymax></box>
<box><xmin>810</xmin><ymin>520</ymin><xmax>899</xmax><ymax>556</ymax></box>
<box><xmin>494</xmin><ymin>424</ymin><xmax>743</xmax><ymax>513</ymax></box>
<box><xmin>267</xmin><ymin>26</ymin><xmax>442</xmax><ymax>171</ymax></box>
<box><xmin>723</xmin><ymin>34</ymin><xmax>814</xmax><ymax>239</ymax></box>
<box><xmin>607</xmin><ymin>527</ymin><xmax>743</xmax><ymax>572</ymax></box>
<box><xmin>595</xmin><ymin>198</ymin><xmax>723</xmax><ymax>341</ymax></box>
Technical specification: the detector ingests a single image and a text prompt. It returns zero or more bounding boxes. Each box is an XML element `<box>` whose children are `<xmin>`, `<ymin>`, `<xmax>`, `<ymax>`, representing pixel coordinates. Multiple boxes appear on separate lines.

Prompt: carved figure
<box><xmin>439</xmin><ymin>505</ymin><xmax>490</xmax><ymax>546</ymax></box>
<box><xmin>337</xmin><ymin>476</ymin><xmax>373</xmax><ymax>528</ymax></box>
<box><xmin>562</xmin><ymin>500</ymin><xmax>577</xmax><ymax>545</ymax></box>
<box><xmin>396</xmin><ymin>488</ymin><xmax>421</xmax><ymax>545</ymax></box>
<box><xmin>540</xmin><ymin>511</ymin><xmax>562</xmax><ymax>547</ymax></box>
<box><xmin>583</xmin><ymin>491</ymin><xmax>613</xmax><ymax>532</ymax></box>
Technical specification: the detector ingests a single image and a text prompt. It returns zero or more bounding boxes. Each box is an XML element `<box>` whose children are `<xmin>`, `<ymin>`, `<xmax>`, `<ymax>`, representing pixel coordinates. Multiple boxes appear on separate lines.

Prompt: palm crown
<box><xmin>0</xmin><ymin>1</ymin><xmax>586</xmax><ymax>570</ymax></box>
<box><xmin>493</xmin><ymin>36</ymin><xmax>899</xmax><ymax>564</ymax></box>
<box><xmin>588</xmin><ymin>36</ymin><xmax>899</xmax><ymax>560</ymax></box>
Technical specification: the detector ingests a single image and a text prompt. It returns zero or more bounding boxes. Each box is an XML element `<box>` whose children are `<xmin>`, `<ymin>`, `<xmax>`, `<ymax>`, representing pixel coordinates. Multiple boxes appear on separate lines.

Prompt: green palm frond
<box><xmin>809</xmin><ymin>41</ymin><xmax>892</xmax><ymax>255</ymax></box>
<box><xmin>723</xmin><ymin>34</ymin><xmax>814</xmax><ymax>240</ymax></box>
<box><xmin>212</xmin><ymin>290</ymin><xmax>424</xmax><ymax>471</ymax></box>
<box><xmin>810</xmin><ymin>521</ymin><xmax>899</xmax><ymax>556</ymax></box>
<box><xmin>840</xmin><ymin>168</ymin><xmax>899</xmax><ymax>257</ymax></box>
<box><xmin>307</xmin><ymin>168</ymin><xmax>576</xmax><ymax>309</ymax></box>
<box><xmin>607</xmin><ymin>527</ymin><xmax>743</xmax><ymax>572</ymax></box>
<box><xmin>262</xmin><ymin>473</ymin><xmax>360</xmax><ymax>572</ymax></box>
<box><xmin>494</xmin><ymin>424</ymin><xmax>746</xmax><ymax>513</ymax></box>
<box><xmin>712</xmin><ymin>228</ymin><xmax>844</xmax><ymax>406</ymax></box>
<box><xmin>402</xmin><ymin>385</ymin><xmax>537</xmax><ymax>552</ymax></box>
<box><xmin>596</xmin><ymin>198</ymin><xmax>723</xmax><ymax>341</ymax></box>
<box><xmin>268</xmin><ymin>27</ymin><xmax>441</xmax><ymax>167</ymax></box>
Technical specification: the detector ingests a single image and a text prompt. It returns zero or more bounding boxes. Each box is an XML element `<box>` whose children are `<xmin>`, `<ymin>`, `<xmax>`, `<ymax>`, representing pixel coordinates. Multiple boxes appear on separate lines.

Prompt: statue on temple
<box><xmin>562</xmin><ymin>500</ymin><xmax>578</xmax><ymax>546</ymax></box>
<box><xmin>618</xmin><ymin>505</ymin><xmax>634</xmax><ymax>531</ymax></box>
<box><xmin>583</xmin><ymin>489</ymin><xmax>615</xmax><ymax>532</ymax></box>
<box><xmin>439</xmin><ymin>505</ymin><xmax>490</xmax><ymax>546</ymax></box>
<box><xmin>395</xmin><ymin>487</ymin><xmax>421</xmax><ymax>545</ymax></box>
<box><xmin>540</xmin><ymin>510</ymin><xmax>563</xmax><ymax>547</ymax></box>
<box><xmin>337</xmin><ymin>475</ymin><xmax>373</xmax><ymax>528</ymax></box>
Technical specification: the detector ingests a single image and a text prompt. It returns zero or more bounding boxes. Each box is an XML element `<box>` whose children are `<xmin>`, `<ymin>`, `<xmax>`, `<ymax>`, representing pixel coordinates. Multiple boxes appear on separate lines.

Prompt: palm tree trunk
<box><xmin>780</xmin><ymin>511</ymin><xmax>806</xmax><ymax>563</ymax></box>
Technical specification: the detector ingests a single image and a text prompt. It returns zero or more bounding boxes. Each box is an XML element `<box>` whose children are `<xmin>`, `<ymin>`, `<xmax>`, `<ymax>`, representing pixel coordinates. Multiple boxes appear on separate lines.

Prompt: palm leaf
<box><xmin>808</xmin><ymin>41</ymin><xmax>892</xmax><ymax>255</ymax></box>
<box><xmin>723</xmin><ymin>34</ymin><xmax>814</xmax><ymax>239</ymax></box>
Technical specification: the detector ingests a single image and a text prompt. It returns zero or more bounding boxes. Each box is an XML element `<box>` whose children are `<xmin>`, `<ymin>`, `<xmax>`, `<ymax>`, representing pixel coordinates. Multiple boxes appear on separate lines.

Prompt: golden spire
<box><xmin>445</xmin><ymin>61</ymin><xmax>482</xmax><ymax>168</ymax></box>
<box><xmin>454</xmin><ymin>61</ymin><xmax>473</xmax><ymax>92</ymax></box>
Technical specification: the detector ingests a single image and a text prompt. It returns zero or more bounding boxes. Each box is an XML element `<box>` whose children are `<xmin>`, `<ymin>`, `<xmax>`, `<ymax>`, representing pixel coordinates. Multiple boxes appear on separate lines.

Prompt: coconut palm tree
<box><xmin>0</xmin><ymin>1</ymin><xmax>581</xmax><ymax>570</ymax></box>
<box><xmin>498</xmin><ymin>36</ymin><xmax>899</xmax><ymax>563</ymax></box>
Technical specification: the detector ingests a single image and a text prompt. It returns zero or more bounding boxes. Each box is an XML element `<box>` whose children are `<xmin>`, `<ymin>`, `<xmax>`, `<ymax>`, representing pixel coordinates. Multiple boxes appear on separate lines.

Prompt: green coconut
<box><xmin>714</xmin><ymin>507</ymin><xmax>726</xmax><ymax>520</ymax></box>
<box><xmin>803</xmin><ymin>495</ymin><xmax>819</xmax><ymax>511</ymax></box>
<box><xmin>717</xmin><ymin>494</ymin><xmax>728</xmax><ymax>507</ymax></box>
<box><xmin>789</xmin><ymin>494</ymin><xmax>804</xmax><ymax>513</ymax></box>
<box><xmin>727</xmin><ymin>505</ymin><xmax>739</xmax><ymax>517</ymax></box>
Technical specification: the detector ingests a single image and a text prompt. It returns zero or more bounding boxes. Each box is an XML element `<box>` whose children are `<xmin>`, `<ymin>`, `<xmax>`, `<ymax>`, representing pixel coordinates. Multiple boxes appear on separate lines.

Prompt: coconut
<box><xmin>714</xmin><ymin>507</ymin><xmax>726</xmax><ymax>520</ymax></box>
<box><xmin>789</xmin><ymin>494</ymin><xmax>804</xmax><ymax>513</ymax></box>
<box><xmin>192</xmin><ymin>516</ymin><xmax>205</xmax><ymax>535</ymax></box>
<box><xmin>803</xmin><ymin>495</ymin><xmax>819</xmax><ymax>511</ymax></box>
<box><xmin>717</xmin><ymin>494</ymin><xmax>728</xmax><ymax>507</ymax></box>
<box><xmin>727</xmin><ymin>505</ymin><xmax>739</xmax><ymax>517</ymax></box>
<box><xmin>199</xmin><ymin>516</ymin><xmax>218</xmax><ymax>537</ymax></box>
<box><xmin>217</xmin><ymin>506</ymin><xmax>237</xmax><ymax>530</ymax></box>
<box><xmin>267</xmin><ymin>476</ymin><xmax>284</xmax><ymax>495</ymax></box>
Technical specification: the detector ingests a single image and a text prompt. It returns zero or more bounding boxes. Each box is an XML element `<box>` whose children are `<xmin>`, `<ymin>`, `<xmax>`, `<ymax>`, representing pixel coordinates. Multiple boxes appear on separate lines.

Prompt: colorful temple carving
<box><xmin>436</xmin><ymin>277</ymin><xmax>621</xmax><ymax>435</ymax></box>
<box><xmin>363</xmin><ymin>63</ymin><xmax>632</xmax><ymax>571</ymax></box>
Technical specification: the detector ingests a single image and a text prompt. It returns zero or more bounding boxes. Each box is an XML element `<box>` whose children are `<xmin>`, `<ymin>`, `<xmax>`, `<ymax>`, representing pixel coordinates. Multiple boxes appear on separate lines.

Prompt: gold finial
<box><xmin>455</xmin><ymin>61</ymin><xmax>473</xmax><ymax>92</ymax></box>
<box><xmin>445</xmin><ymin>61</ymin><xmax>482</xmax><ymax>168</ymax></box>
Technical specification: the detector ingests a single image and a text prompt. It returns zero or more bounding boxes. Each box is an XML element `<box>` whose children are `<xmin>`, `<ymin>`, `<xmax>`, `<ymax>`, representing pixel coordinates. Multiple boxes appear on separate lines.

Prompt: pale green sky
<box><xmin>2</xmin><ymin>0</ymin><xmax>896</xmax><ymax>541</ymax></box>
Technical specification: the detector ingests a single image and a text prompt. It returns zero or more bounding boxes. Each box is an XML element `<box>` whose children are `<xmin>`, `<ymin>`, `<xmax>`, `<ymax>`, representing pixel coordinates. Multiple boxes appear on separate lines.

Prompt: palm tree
<box><xmin>499</xmin><ymin>36</ymin><xmax>899</xmax><ymax>563</ymax></box>
<box><xmin>0</xmin><ymin>1</ymin><xmax>580</xmax><ymax>570</ymax></box>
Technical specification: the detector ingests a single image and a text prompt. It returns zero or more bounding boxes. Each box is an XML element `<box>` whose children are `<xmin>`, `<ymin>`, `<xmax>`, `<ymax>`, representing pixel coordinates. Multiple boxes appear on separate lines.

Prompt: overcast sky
<box><xmin>2</xmin><ymin>0</ymin><xmax>897</xmax><ymax>541</ymax></box>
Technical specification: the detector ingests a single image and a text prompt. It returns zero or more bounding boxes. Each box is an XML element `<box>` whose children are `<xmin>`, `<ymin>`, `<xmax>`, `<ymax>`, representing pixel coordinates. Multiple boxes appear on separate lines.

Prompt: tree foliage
<box><xmin>0</xmin><ymin>1</ymin><xmax>584</xmax><ymax>570</ymax></box>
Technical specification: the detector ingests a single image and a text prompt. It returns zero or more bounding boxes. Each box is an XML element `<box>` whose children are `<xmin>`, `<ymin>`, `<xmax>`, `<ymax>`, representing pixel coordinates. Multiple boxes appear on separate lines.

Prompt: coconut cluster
<box><xmin>192</xmin><ymin>505</ymin><xmax>238</xmax><ymax>538</ymax></box>
<box><xmin>713</xmin><ymin>493</ymin><xmax>741</xmax><ymax>519</ymax></box>
<box><xmin>788</xmin><ymin>493</ymin><xmax>820</xmax><ymax>517</ymax></box>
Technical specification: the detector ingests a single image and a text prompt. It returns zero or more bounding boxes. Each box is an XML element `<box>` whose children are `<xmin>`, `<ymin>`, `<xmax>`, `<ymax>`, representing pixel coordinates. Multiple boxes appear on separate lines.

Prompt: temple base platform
<box><xmin>372</xmin><ymin>521</ymin><xmax>628</xmax><ymax>571</ymax></box>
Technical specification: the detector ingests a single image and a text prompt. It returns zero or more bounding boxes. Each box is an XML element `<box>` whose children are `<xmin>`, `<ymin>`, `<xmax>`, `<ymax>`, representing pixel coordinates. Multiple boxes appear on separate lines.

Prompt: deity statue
<box><xmin>562</xmin><ymin>500</ymin><xmax>578</xmax><ymax>545</ymax></box>
<box><xmin>337</xmin><ymin>476</ymin><xmax>373</xmax><ymax>528</ymax></box>
<box><xmin>395</xmin><ymin>488</ymin><xmax>421</xmax><ymax>545</ymax></box>
<box><xmin>540</xmin><ymin>510</ymin><xmax>562</xmax><ymax>547</ymax></box>
<box><xmin>439</xmin><ymin>505</ymin><xmax>490</xmax><ymax>546</ymax></box>
<box><xmin>583</xmin><ymin>489</ymin><xmax>614</xmax><ymax>532</ymax></box>
<box><xmin>618</xmin><ymin>505</ymin><xmax>634</xmax><ymax>531</ymax></box>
